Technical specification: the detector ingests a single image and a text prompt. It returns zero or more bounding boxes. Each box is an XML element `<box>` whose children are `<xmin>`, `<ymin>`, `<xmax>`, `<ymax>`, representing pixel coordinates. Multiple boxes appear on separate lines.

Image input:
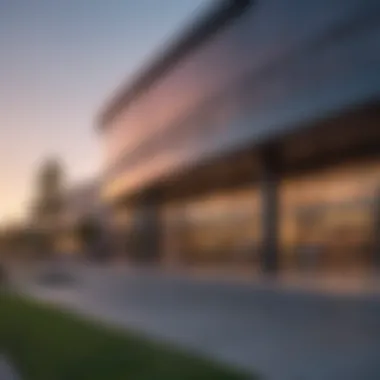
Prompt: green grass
<box><xmin>0</xmin><ymin>293</ymin><xmax>253</xmax><ymax>380</ymax></box>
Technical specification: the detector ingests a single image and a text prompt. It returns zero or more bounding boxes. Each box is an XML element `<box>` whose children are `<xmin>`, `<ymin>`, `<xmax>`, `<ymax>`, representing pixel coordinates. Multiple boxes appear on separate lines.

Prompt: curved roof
<box><xmin>97</xmin><ymin>0</ymin><xmax>253</xmax><ymax>130</ymax></box>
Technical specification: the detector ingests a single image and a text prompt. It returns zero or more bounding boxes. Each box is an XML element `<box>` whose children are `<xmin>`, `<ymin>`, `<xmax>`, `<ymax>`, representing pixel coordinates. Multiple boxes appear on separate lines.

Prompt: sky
<box><xmin>0</xmin><ymin>0</ymin><xmax>211</xmax><ymax>222</ymax></box>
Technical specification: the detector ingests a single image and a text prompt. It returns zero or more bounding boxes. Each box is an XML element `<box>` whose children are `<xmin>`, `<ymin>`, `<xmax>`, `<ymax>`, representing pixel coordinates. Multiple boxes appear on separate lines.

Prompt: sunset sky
<box><xmin>0</xmin><ymin>0</ymin><xmax>210</xmax><ymax>223</ymax></box>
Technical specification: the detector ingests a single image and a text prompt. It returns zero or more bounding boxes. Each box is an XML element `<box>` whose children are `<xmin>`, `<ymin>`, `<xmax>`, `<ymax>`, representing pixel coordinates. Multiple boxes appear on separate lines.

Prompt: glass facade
<box><xmin>280</xmin><ymin>160</ymin><xmax>380</xmax><ymax>274</ymax></box>
<box><xmin>162</xmin><ymin>188</ymin><xmax>262</xmax><ymax>268</ymax></box>
<box><xmin>159</xmin><ymin>159</ymin><xmax>380</xmax><ymax>274</ymax></box>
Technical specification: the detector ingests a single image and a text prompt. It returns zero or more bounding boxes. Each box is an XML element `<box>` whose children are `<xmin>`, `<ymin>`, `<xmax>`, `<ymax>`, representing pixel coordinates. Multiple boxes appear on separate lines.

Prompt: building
<box><xmin>98</xmin><ymin>0</ymin><xmax>380</xmax><ymax>274</ymax></box>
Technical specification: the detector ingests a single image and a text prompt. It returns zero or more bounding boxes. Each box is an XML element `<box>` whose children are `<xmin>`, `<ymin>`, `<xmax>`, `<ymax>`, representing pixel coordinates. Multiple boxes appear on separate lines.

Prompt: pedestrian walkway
<box><xmin>0</xmin><ymin>356</ymin><xmax>21</xmax><ymax>380</ymax></box>
<box><xmin>161</xmin><ymin>266</ymin><xmax>380</xmax><ymax>298</ymax></box>
<box><xmin>18</xmin><ymin>265</ymin><xmax>380</xmax><ymax>380</ymax></box>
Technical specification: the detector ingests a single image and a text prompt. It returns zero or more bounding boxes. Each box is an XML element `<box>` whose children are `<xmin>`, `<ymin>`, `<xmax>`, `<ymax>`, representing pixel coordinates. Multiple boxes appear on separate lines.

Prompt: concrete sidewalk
<box><xmin>18</xmin><ymin>265</ymin><xmax>380</xmax><ymax>380</ymax></box>
<box><xmin>0</xmin><ymin>356</ymin><xmax>21</xmax><ymax>380</ymax></box>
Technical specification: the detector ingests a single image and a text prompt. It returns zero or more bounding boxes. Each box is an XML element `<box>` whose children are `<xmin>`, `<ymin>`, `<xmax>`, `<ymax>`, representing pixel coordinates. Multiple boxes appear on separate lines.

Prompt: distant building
<box><xmin>97</xmin><ymin>0</ymin><xmax>380</xmax><ymax>274</ymax></box>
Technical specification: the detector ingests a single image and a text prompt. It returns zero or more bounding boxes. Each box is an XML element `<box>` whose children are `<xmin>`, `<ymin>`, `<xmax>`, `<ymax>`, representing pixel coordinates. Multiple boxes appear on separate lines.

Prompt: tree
<box><xmin>33</xmin><ymin>158</ymin><xmax>64</xmax><ymax>223</ymax></box>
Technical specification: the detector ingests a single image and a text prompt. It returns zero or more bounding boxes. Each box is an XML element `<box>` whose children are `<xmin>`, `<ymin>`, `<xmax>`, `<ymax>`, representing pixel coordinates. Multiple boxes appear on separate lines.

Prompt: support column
<box><xmin>260</xmin><ymin>146</ymin><xmax>280</xmax><ymax>274</ymax></box>
<box><xmin>163</xmin><ymin>205</ymin><xmax>184</xmax><ymax>268</ymax></box>
<box><xmin>137</xmin><ymin>190</ymin><xmax>161</xmax><ymax>263</ymax></box>
<box><xmin>373</xmin><ymin>188</ymin><xmax>380</xmax><ymax>271</ymax></box>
